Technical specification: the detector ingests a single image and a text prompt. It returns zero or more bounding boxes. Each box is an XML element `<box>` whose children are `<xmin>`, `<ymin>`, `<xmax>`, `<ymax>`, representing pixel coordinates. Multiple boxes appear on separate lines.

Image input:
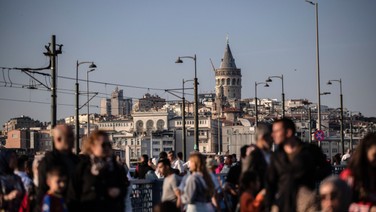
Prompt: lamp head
<box><xmin>175</xmin><ymin>57</ymin><xmax>183</xmax><ymax>64</ymax></box>
<box><xmin>89</xmin><ymin>63</ymin><xmax>97</xmax><ymax>68</ymax></box>
<box><xmin>266</xmin><ymin>78</ymin><xmax>272</xmax><ymax>83</ymax></box>
<box><xmin>305</xmin><ymin>0</ymin><xmax>315</xmax><ymax>5</ymax></box>
<box><xmin>264</xmin><ymin>83</ymin><xmax>269</xmax><ymax>87</ymax></box>
<box><xmin>88</xmin><ymin>69</ymin><xmax>95</xmax><ymax>73</ymax></box>
<box><xmin>327</xmin><ymin>81</ymin><xmax>332</xmax><ymax>85</ymax></box>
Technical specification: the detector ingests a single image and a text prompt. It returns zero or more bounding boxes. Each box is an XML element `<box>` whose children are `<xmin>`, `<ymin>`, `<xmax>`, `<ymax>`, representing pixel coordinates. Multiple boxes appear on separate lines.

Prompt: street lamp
<box><xmin>182</xmin><ymin>79</ymin><xmax>194</xmax><ymax>161</ymax></box>
<box><xmin>306</xmin><ymin>0</ymin><xmax>322</xmax><ymax>132</ymax></box>
<box><xmin>266</xmin><ymin>74</ymin><xmax>284</xmax><ymax>117</ymax></box>
<box><xmin>75</xmin><ymin>61</ymin><xmax>96</xmax><ymax>154</ymax></box>
<box><xmin>327</xmin><ymin>79</ymin><xmax>344</xmax><ymax>155</ymax></box>
<box><xmin>176</xmin><ymin>54</ymin><xmax>199</xmax><ymax>151</ymax></box>
<box><xmin>255</xmin><ymin>82</ymin><xmax>269</xmax><ymax>127</ymax></box>
<box><xmin>87</xmin><ymin>69</ymin><xmax>96</xmax><ymax>135</ymax></box>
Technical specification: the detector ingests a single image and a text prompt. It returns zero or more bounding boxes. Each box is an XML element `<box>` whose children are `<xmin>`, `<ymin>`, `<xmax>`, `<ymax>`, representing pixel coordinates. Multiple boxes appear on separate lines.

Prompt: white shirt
<box><xmin>171</xmin><ymin>159</ymin><xmax>185</xmax><ymax>174</ymax></box>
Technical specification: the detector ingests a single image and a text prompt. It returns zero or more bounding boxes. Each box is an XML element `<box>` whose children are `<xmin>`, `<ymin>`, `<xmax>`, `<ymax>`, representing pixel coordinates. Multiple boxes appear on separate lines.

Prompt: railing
<box><xmin>331</xmin><ymin>165</ymin><xmax>346</xmax><ymax>175</ymax></box>
<box><xmin>129</xmin><ymin>166</ymin><xmax>346</xmax><ymax>211</ymax></box>
<box><xmin>130</xmin><ymin>179</ymin><xmax>163</xmax><ymax>212</ymax></box>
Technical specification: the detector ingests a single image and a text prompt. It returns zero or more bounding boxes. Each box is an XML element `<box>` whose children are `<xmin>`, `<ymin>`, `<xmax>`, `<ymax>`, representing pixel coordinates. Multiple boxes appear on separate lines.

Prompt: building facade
<box><xmin>100</xmin><ymin>87</ymin><xmax>132</xmax><ymax>116</ymax></box>
<box><xmin>2</xmin><ymin>116</ymin><xmax>41</xmax><ymax>135</ymax></box>
<box><xmin>133</xmin><ymin>93</ymin><xmax>166</xmax><ymax>112</ymax></box>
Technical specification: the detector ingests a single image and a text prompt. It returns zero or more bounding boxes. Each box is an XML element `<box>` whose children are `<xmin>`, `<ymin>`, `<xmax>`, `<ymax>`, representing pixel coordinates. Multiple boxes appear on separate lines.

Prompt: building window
<box><xmin>164</xmin><ymin>147</ymin><xmax>173</xmax><ymax>152</ymax></box>
<box><xmin>163</xmin><ymin>140</ymin><xmax>173</xmax><ymax>145</ymax></box>
<box><xmin>226</xmin><ymin>78</ymin><xmax>230</xmax><ymax>85</ymax></box>
<box><xmin>232</xmin><ymin>78</ymin><xmax>236</xmax><ymax>85</ymax></box>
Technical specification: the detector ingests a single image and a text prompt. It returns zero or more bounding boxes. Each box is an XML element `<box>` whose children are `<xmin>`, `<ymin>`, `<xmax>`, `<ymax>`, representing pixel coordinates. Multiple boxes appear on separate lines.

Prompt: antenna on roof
<box><xmin>209</xmin><ymin>58</ymin><xmax>216</xmax><ymax>72</ymax></box>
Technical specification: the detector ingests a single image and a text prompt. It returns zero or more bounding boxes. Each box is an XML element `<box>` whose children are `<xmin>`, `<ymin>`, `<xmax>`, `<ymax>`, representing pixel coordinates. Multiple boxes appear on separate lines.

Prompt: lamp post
<box><xmin>176</xmin><ymin>54</ymin><xmax>199</xmax><ymax>151</ymax></box>
<box><xmin>318</xmin><ymin>91</ymin><xmax>330</xmax><ymax>147</ymax></box>
<box><xmin>306</xmin><ymin>0</ymin><xmax>322</xmax><ymax>132</ymax></box>
<box><xmin>255</xmin><ymin>82</ymin><xmax>269</xmax><ymax>127</ymax></box>
<box><xmin>87</xmin><ymin>69</ymin><xmax>96</xmax><ymax>135</ymax></box>
<box><xmin>266</xmin><ymin>74</ymin><xmax>284</xmax><ymax>117</ymax></box>
<box><xmin>182</xmin><ymin>79</ymin><xmax>194</xmax><ymax>161</ymax></box>
<box><xmin>75</xmin><ymin>61</ymin><xmax>96</xmax><ymax>154</ymax></box>
<box><xmin>327</xmin><ymin>79</ymin><xmax>344</xmax><ymax>155</ymax></box>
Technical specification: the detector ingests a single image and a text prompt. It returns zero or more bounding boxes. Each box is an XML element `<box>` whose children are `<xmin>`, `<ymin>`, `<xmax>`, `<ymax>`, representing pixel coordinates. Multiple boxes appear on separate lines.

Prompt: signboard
<box><xmin>314</xmin><ymin>130</ymin><xmax>325</xmax><ymax>141</ymax></box>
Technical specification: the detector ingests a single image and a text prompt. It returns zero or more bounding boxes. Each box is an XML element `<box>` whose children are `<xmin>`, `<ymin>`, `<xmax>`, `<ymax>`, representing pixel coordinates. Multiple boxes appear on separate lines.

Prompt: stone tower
<box><xmin>215</xmin><ymin>39</ymin><xmax>242</xmax><ymax>101</ymax></box>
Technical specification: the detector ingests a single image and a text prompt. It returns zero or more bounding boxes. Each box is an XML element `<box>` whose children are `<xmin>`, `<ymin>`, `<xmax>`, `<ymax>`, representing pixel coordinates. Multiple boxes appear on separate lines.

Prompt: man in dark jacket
<box><xmin>36</xmin><ymin>124</ymin><xmax>79</xmax><ymax>210</ymax></box>
<box><xmin>265</xmin><ymin>118</ymin><xmax>331</xmax><ymax>212</ymax></box>
<box><xmin>242</xmin><ymin>123</ymin><xmax>273</xmax><ymax>190</ymax></box>
<box><xmin>134</xmin><ymin>154</ymin><xmax>154</xmax><ymax>179</ymax></box>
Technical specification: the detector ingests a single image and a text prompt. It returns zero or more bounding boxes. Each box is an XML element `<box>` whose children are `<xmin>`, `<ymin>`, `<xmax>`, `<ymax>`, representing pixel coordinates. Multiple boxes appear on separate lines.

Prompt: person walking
<box><xmin>67</xmin><ymin>130</ymin><xmax>128</xmax><ymax>212</ymax></box>
<box><xmin>168</xmin><ymin>151</ymin><xmax>185</xmax><ymax>175</ymax></box>
<box><xmin>36</xmin><ymin>125</ymin><xmax>79</xmax><ymax>210</ymax></box>
<box><xmin>242</xmin><ymin>124</ymin><xmax>273</xmax><ymax>190</ymax></box>
<box><xmin>319</xmin><ymin>176</ymin><xmax>352</xmax><ymax>212</ymax></box>
<box><xmin>182</xmin><ymin>152</ymin><xmax>215</xmax><ymax>212</ymax></box>
<box><xmin>134</xmin><ymin>154</ymin><xmax>154</xmax><ymax>179</ymax></box>
<box><xmin>158</xmin><ymin>158</ymin><xmax>181</xmax><ymax>207</ymax></box>
<box><xmin>14</xmin><ymin>155</ymin><xmax>33</xmax><ymax>195</ymax></box>
<box><xmin>41</xmin><ymin>167</ymin><xmax>68</xmax><ymax>212</ymax></box>
<box><xmin>265</xmin><ymin>118</ymin><xmax>331</xmax><ymax>212</ymax></box>
<box><xmin>0</xmin><ymin>150</ymin><xmax>25</xmax><ymax>212</ymax></box>
<box><xmin>340</xmin><ymin>132</ymin><xmax>376</xmax><ymax>211</ymax></box>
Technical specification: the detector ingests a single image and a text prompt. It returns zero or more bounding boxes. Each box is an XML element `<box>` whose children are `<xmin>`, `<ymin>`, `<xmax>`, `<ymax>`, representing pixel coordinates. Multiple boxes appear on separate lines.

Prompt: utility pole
<box><xmin>182</xmin><ymin>79</ymin><xmax>186</xmax><ymax>161</ymax></box>
<box><xmin>44</xmin><ymin>35</ymin><xmax>63</xmax><ymax>129</ymax></box>
<box><xmin>51</xmin><ymin>35</ymin><xmax>57</xmax><ymax>129</ymax></box>
<box><xmin>308</xmin><ymin>108</ymin><xmax>312</xmax><ymax>143</ymax></box>
<box><xmin>43</xmin><ymin>35</ymin><xmax>62</xmax><ymax>147</ymax></box>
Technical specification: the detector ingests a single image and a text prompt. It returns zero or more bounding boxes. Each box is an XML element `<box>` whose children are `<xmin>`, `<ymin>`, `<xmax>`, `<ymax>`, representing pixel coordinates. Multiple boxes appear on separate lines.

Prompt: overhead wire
<box><xmin>0</xmin><ymin>83</ymin><xmax>189</xmax><ymax>106</ymax></box>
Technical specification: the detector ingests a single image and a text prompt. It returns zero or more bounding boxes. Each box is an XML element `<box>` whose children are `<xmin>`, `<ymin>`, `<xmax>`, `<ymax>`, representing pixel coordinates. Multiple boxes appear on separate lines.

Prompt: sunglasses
<box><xmin>320</xmin><ymin>191</ymin><xmax>338</xmax><ymax>200</ymax></box>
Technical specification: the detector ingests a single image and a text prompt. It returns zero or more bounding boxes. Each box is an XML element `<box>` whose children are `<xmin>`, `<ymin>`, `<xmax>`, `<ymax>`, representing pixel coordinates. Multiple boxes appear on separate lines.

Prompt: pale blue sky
<box><xmin>0</xmin><ymin>0</ymin><xmax>375</xmax><ymax>125</ymax></box>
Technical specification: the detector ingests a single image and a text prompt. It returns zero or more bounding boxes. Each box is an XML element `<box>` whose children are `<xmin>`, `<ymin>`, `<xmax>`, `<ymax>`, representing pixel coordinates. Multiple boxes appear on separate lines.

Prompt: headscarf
<box><xmin>0</xmin><ymin>150</ymin><xmax>15</xmax><ymax>175</ymax></box>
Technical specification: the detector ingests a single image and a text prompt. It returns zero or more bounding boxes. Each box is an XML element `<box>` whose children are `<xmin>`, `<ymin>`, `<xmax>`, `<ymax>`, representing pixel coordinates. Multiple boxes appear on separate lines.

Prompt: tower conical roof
<box><xmin>219</xmin><ymin>41</ymin><xmax>237</xmax><ymax>69</ymax></box>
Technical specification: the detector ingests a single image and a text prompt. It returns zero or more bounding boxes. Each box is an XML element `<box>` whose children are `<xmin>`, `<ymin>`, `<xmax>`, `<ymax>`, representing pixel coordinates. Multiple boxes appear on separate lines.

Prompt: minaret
<box><xmin>215</xmin><ymin>38</ymin><xmax>242</xmax><ymax>101</ymax></box>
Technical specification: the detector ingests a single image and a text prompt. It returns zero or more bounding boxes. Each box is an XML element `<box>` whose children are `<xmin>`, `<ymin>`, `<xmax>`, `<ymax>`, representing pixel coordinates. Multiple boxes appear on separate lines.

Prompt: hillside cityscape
<box><xmin>2</xmin><ymin>42</ymin><xmax>375</xmax><ymax>162</ymax></box>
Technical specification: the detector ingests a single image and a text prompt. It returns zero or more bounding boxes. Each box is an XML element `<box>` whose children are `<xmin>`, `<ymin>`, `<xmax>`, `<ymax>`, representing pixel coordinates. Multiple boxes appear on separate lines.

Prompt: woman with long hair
<box><xmin>67</xmin><ymin>130</ymin><xmax>129</xmax><ymax>212</ymax></box>
<box><xmin>182</xmin><ymin>152</ymin><xmax>215</xmax><ymax>212</ymax></box>
<box><xmin>340</xmin><ymin>132</ymin><xmax>376</xmax><ymax>210</ymax></box>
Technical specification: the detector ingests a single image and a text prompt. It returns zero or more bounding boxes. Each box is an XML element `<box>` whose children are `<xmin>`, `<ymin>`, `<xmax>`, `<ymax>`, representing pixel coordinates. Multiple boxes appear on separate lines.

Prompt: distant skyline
<box><xmin>0</xmin><ymin>1</ymin><xmax>375</xmax><ymax>125</ymax></box>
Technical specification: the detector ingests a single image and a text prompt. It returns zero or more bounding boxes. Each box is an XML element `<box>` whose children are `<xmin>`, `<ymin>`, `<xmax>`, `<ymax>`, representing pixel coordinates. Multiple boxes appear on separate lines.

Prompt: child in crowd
<box><xmin>239</xmin><ymin>170</ymin><xmax>264</xmax><ymax>212</ymax></box>
<box><xmin>42</xmin><ymin>167</ymin><xmax>68</xmax><ymax>212</ymax></box>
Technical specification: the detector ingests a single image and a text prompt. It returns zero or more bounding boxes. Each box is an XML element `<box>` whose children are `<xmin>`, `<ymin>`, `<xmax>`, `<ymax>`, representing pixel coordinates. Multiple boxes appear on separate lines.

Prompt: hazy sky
<box><xmin>1</xmin><ymin>0</ymin><xmax>375</xmax><ymax>125</ymax></box>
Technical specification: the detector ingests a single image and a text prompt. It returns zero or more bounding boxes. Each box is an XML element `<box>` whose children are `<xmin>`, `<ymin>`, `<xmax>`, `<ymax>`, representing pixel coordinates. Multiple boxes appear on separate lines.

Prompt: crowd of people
<box><xmin>0</xmin><ymin>117</ymin><xmax>375</xmax><ymax>212</ymax></box>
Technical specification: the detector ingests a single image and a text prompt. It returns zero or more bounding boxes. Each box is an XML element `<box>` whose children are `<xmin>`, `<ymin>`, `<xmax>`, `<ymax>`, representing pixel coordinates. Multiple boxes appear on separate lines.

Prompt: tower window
<box><xmin>226</xmin><ymin>78</ymin><xmax>230</xmax><ymax>85</ymax></box>
<box><xmin>237</xmin><ymin>79</ymin><xmax>240</xmax><ymax>85</ymax></box>
<box><xmin>221</xmin><ymin>79</ymin><xmax>225</xmax><ymax>85</ymax></box>
<box><xmin>232</xmin><ymin>78</ymin><xmax>236</xmax><ymax>85</ymax></box>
